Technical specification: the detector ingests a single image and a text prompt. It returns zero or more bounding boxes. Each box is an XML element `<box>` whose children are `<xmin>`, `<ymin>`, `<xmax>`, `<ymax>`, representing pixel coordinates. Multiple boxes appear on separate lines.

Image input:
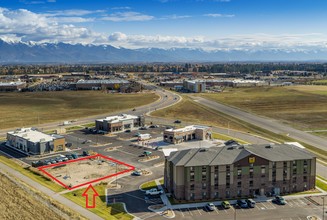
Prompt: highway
<box><xmin>191</xmin><ymin>95</ymin><xmax>327</xmax><ymax>153</ymax></box>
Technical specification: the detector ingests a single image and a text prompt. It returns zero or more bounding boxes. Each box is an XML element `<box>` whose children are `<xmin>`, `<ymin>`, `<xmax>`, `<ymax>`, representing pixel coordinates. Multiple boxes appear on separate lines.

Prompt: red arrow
<box><xmin>82</xmin><ymin>184</ymin><xmax>99</xmax><ymax>208</ymax></box>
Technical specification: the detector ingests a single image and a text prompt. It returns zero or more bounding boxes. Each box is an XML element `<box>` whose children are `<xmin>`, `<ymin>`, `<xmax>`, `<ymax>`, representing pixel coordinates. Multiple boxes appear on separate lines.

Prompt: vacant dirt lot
<box><xmin>44</xmin><ymin>157</ymin><xmax>130</xmax><ymax>188</ymax></box>
<box><xmin>0</xmin><ymin>172</ymin><xmax>64</xmax><ymax>220</ymax></box>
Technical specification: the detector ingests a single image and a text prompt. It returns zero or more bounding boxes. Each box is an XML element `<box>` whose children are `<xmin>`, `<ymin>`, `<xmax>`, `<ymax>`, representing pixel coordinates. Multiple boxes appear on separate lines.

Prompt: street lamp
<box><xmin>228</xmin><ymin>121</ymin><xmax>231</xmax><ymax>135</ymax></box>
<box><xmin>323</xmin><ymin>196</ymin><xmax>325</xmax><ymax>220</ymax></box>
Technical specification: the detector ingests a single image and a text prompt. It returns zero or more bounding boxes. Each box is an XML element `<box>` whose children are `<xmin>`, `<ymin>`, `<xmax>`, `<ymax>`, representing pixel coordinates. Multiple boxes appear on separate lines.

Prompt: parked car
<box><xmin>174</xmin><ymin>120</ymin><xmax>181</xmax><ymax>123</ymax></box>
<box><xmin>143</xmin><ymin>151</ymin><xmax>152</xmax><ymax>156</ymax></box>
<box><xmin>55</xmin><ymin>157</ymin><xmax>63</xmax><ymax>163</ymax></box>
<box><xmin>71</xmin><ymin>153</ymin><xmax>78</xmax><ymax>159</ymax></box>
<box><xmin>32</xmin><ymin>160</ymin><xmax>44</xmax><ymax>167</ymax></box>
<box><xmin>139</xmin><ymin>127</ymin><xmax>147</xmax><ymax>130</ymax></box>
<box><xmin>236</xmin><ymin>199</ymin><xmax>248</xmax><ymax>208</ymax></box>
<box><xmin>125</xmin><ymin>129</ymin><xmax>131</xmax><ymax>133</ymax></box>
<box><xmin>149</xmin><ymin>125</ymin><xmax>159</xmax><ymax>128</ymax></box>
<box><xmin>145</xmin><ymin>188</ymin><xmax>163</xmax><ymax>196</ymax></box>
<box><xmin>245</xmin><ymin>199</ymin><xmax>256</xmax><ymax>208</ymax></box>
<box><xmin>50</xmin><ymin>159</ymin><xmax>57</xmax><ymax>164</ymax></box>
<box><xmin>66</xmin><ymin>155</ymin><xmax>73</xmax><ymax>160</ymax></box>
<box><xmin>272</xmin><ymin>196</ymin><xmax>286</xmax><ymax>205</ymax></box>
<box><xmin>224</xmin><ymin>139</ymin><xmax>238</xmax><ymax>145</ymax></box>
<box><xmin>82</xmin><ymin>151</ymin><xmax>90</xmax><ymax>156</ymax></box>
<box><xmin>44</xmin><ymin>160</ymin><xmax>52</xmax><ymax>165</ymax></box>
<box><xmin>59</xmin><ymin>154</ymin><xmax>68</xmax><ymax>161</ymax></box>
<box><xmin>221</xmin><ymin>201</ymin><xmax>231</xmax><ymax>209</ymax></box>
<box><xmin>82</xmin><ymin>139</ymin><xmax>92</xmax><ymax>144</ymax></box>
<box><xmin>204</xmin><ymin>203</ymin><xmax>216</xmax><ymax>212</ymax></box>
<box><xmin>131</xmin><ymin>171</ymin><xmax>142</xmax><ymax>176</ymax></box>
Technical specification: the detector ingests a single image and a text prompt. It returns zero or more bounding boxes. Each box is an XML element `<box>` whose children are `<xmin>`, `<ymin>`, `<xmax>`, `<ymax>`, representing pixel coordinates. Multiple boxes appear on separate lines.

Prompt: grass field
<box><xmin>140</xmin><ymin>180</ymin><xmax>158</xmax><ymax>191</ymax></box>
<box><xmin>316</xmin><ymin>179</ymin><xmax>327</xmax><ymax>191</ymax></box>
<box><xmin>0</xmin><ymin>156</ymin><xmax>65</xmax><ymax>192</ymax></box>
<box><xmin>0</xmin><ymin>172</ymin><xmax>65</xmax><ymax>220</ymax></box>
<box><xmin>63</xmin><ymin>184</ymin><xmax>133</xmax><ymax>220</ymax></box>
<box><xmin>0</xmin><ymin>91</ymin><xmax>158</xmax><ymax>129</ymax></box>
<box><xmin>199</xmin><ymin>85</ymin><xmax>327</xmax><ymax>132</ymax></box>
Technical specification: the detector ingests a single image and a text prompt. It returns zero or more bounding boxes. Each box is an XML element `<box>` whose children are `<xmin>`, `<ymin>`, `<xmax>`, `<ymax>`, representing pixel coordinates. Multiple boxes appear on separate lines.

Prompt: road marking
<box><xmin>196</xmin><ymin>207</ymin><xmax>202</xmax><ymax>215</ymax></box>
<box><xmin>260</xmin><ymin>202</ymin><xmax>269</xmax><ymax>209</ymax></box>
<box><xmin>214</xmin><ymin>207</ymin><xmax>219</xmax><ymax>214</ymax></box>
<box><xmin>187</xmin><ymin>208</ymin><xmax>193</xmax><ymax>216</ymax></box>
<box><xmin>179</xmin><ymin>209</ymin><xmax>184</xmax><ymax>217</ymax></box>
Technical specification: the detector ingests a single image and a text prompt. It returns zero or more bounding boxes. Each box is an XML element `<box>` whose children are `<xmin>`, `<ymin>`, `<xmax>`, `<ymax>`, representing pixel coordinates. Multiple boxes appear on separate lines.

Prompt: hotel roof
<box><xmin>96</xmin><ymin>114</ymin><xmax>138</xmax><ymax>123</ymax></box>
<box><xmin>7</xmin><ymin>128</ymin><xmax>62</xmax><ymax>143</ymax></box>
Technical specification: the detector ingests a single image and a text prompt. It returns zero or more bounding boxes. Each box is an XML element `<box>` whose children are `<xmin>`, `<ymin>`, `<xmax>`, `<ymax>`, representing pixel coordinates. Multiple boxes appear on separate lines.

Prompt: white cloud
<box><xmin>0</xmin><ymin>7</ymin><xmax>107</xmax><ymax>44</ymax></box>
<box><xmin>101</xmin><ymin>12</ymin><xmax>154</xmax><ymax>22</ymax></box>
<box><xmin>161</xmin><ymin>14</ymin><xmax>192</xmax><ymax>20</ymax></box>
<box><xmin>111</xmin><ymin>7</ymin><xmax>131</xmax><ymax>10</ymax></box>
<box><xmin>204</xmin><ymin>13</ymin><xmax>235</xmax><ymax>18</ymax></box>
<box><xmin>45</xmin><ymin>9</ymin><xmax>105</xmax><ymax>16</ymax></box>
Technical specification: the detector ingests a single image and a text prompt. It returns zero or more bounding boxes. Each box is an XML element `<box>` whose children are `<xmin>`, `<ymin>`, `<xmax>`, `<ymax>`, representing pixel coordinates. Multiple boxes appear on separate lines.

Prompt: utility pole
<box><xmin>228</xmin><ymin>121</ymin><xmax>231</xmax><ymax>135</ymax></box>
<box><xmin>116</xmin><ymin>163</ymin><xmax>118</xmax><ymax>187</ymax></box>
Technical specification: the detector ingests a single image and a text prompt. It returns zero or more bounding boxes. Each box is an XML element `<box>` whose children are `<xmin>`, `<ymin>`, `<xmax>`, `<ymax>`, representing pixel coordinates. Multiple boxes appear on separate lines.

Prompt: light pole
<box><xmin>228</xmin><ymin>121</ymin><xmax>231</xmax><ymax>135</ymax></box>
<box><xmin>234</xmin><ymin>205</ymin><xmax>236</xmax><ymax>220</ymax></box>
<box><xmin>323</xmin><ymin>196</ymin><xmax>325</xmax><ymax>220</ymax></box>
<box><xmin>116</xmin><ymin>163</ymin><xmax>118</xmax><ymax>187</ymax></box>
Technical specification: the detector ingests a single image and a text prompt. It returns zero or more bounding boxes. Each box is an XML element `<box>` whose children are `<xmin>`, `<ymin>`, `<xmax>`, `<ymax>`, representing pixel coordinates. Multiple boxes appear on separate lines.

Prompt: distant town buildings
<box><xmin>6</xmin><ymin>128</ymin><xmax>65</xmax><ymax>155</ymax></box>
<box><xmin>163</xmin><ymin>125</ymin><xmax>212</xmax><ymax>144</ymax></box>
<box><xmin>0</xmin><ymin>81</ymin><xmax>26</xmax><ymax>92</ymax></box>
<box><xmin>164</xmin><ymin>144</ymin><xmax>316</xmax><ymax>201</ymax></box>
<box><xmin>183</xmin><ymin>80</ymin><xmax>206</xmax><ymax>93</ymax></box>
<box><xmin>76</xmin><ymin>79</ymin><xmax>130</xmax><ymax>90</ymax></box>
<box><xmin>95</xmin><ymin>114</ymin><xmax>145</xmax><ymax>133</ymax></box>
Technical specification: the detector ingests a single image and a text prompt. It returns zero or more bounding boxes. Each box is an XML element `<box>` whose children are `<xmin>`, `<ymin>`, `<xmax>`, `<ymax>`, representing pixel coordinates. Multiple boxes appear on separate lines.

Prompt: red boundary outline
<box><xmin>38</xmin><ymin>153</ymin><xmax>135</xmax><ymax>190</ymax></box>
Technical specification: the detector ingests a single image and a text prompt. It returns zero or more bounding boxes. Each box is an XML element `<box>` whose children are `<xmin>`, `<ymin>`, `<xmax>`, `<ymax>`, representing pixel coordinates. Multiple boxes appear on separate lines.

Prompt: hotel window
<box><xmin>202</xmin><ymin>192</ymin><xmax>207</xmax><ymax>199</ymax></box>
<box><xmin>237</xmin><ymin>190</ymin><xmax>242</xmax><ymax>197</ymax></box>
<box><xmin>292</xmin><ymin>176</ymin><xmax>297</xmax><ymax>183</ymax></box>
<box><xmin>292</xmin><ymin>167</ymin><xmax>297</xmax><ymax>175</ymax></box>
<box><xmin>190</xmin><ymin>166</ymin><xmax>194</xmax><ymax>171</ymax></box>
<box><xmin>249</xmin><ymin>168</ymin><xmax>254</xmax><ymax>178</ymax></box>
<box><xmin>261</xmin><ymin>166</ymin><xmax>266</xmax><ymax>177</ymax></box>
<box><xmin>226</xmin><ymin>165</ymin><xmax>230</xmax><ymax>172</ymax></box>
<box><xmin>214</xmin><ymin>192</ymin><xmax>219</xmax><ymax>199</ymax></box>
<box><xmin>226</xmin><ymin>183</ymin><xmax>230</xmax><ymax>189</ymax></box>
<box><xmin>237</xmin><ymin>181</ymin><xmax>242</xmax><ymax>188</ymax></box>
<box><xmin>202</xmin><ymin>182</ymin><xmax>207</xmax><ymax>189</ymax></box>
<box><xmin>303</xmin><ymin>160</ymin><xmax>308</xmax><ymax>166</ymax></box>
<box><xmin>303</xmin><ymin>167</ymin><xmax>308</xmax><ymax>174</ymax></box>
<box><xmin>272</xmin><ymin>162</ymin><xmax>276</xmax><ymax>168</ymax></box>
<box><xmin>190</xmin><ymin>172</ymin><xmax>195</xmax><ymax>181</ymax></box>
<box><xmin>303</xmin><ymin>176</ymin><xmax>307</xmax><ymax>182</ymax></box>
<box><xmin>226</xmin><ymin>191</ymin><xmax>230</xmax><ymax>198</ymax></box>
<box><xmin>214</xmin><ymin>173</ymin><xmax>218</xmax><ymax>181</ymax></box>
<box><xmin>283</xmin><ymin>162</ymin><xmax>287</xmax><ymax>168</ymax></box>
<box><xmin>214</xmin><ymin>183</ymin><xmax>218</xmax><ymax>190</ymax></box>
<box><xmin>293</xmin><ymin>160</ymin><xmax>296</xmax><ymax>166</ymax></box>
<box><xmin>190</xmin><ymin>184</ymin><xmax>194</xmax><ymax>190</ymax></box>
<box><xmin>214</xmin><ymin>166</ymin><xmax>219</xmax><ymax>172</ymax></box>
<box><xmin>202</xmin><ymin>166</ymin><xmax>206</xmax><ymax>172</ymax></box>
<box><xmin>237</xmin><ymin>169</ymin><xmax>242</xmax><ymax>176</ymax></box>
<box><xmin>249</xmin><ymin>180</ymin><xmax>253</xmax><ymax>187</ymax></box>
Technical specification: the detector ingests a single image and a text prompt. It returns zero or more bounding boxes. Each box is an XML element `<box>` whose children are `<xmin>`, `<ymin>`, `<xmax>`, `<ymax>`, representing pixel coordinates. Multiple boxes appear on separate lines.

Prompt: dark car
<box><xmin>224</xmin><ymin>139</ymin><xmax>238</xmax><ymax>145</ymax></box>
<box><xmin>132</xmin><ymin>108</ymin><xmax>136</xmax><ymax>111</ymax></box>
<box><xmin>236</xmin><ymin>199</ymin><xmax>248</xmax><ymax>208</ymax></box>
<box><xmin>125</xmin><ymin>129</ymin><xmax>131</xmax><ymax>133</ymax></box>
<box><xmin>245</xmin><ymin>199</ymin><xmax>256</xmax><ymax>208</ymax></box>
<box><xmin>204</xmin><ymin>203</ymin><xmax>216</xmax><ymax>212</ymax></box>
<box><xmin>272</xmin><ymin>196</ymin><xmax>286</xmax><ymax>205</ymax></box>
<box><xmin>139</xmin><ymin>127</ymin><xmax>147</xmax><ymax>130</ymax></box>
<box><xmin>71</xmin><ymin>153</ymin><xmax>78</xmax><ymax>159</ymax></box>
<box><xmin>131</xmin><ymin>171</ymin><xmax>142</xmax><ymax>176</ymax></box>
<box><xmin>32</xmin><ymin>160</ymin><xmax>44</xmax><ymax>167</ymax></box>
<box><xmin>82</xmin><ymin>151</ymin><xmax>90</xmax><ymax>156</ymax></box>
<box><xmin>66</xmin><ymin>155</ymin><xmax>73</xmax><ymax>160</ymax></box>
<box><xmin>174</xmin><ymin>120</ymin><xmax>181</xmax><ymax>123</ymax></box>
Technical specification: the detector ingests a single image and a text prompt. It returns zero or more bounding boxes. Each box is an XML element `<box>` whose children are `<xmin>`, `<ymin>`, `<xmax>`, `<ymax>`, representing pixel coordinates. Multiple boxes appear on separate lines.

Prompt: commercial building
<box><xmin>164</xmin><ymin>144</ymin><xmax>316</xmax><ymax>201</ymax></box>
<box><xmin>6</xmin><ymin>128</ymin><xmax>65</xmax><ymax>155</ymax></box>
<box><xmin>163</xmin><ymin>125</ymin><xmax>212</xmax><ymax>144</ymax></box>
<box><xmin>95</xmin><ymin>114</ymin><xmax>144</xmax><ymax>133</ymax></box>
<box><xmin>0</xmin><ymin>81</ymin><xmax>26</xmax><ymax>91</ymax></box>
<box><xmin>183</xmin><ymin>80</ymin><xmax>206</xmax><ymax>93</ymax></box>
<box><xmin>76</xmin><ymin>79</ymin><xmax>130</xmax><ymax>90</ymax></box>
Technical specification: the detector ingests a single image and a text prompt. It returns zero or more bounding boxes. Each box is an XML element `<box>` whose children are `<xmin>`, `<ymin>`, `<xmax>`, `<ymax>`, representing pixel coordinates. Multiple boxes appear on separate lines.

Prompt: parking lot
<box><xmin>172</xmin><ymin>198</ymin><xmax>323</xmax><ymax>220</ymax></box>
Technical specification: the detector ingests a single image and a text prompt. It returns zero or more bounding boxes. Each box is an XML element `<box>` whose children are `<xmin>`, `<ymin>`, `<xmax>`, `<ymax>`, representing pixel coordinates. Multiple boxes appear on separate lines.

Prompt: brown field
<box><xmin>199</xmin><ymin>85</ymin><xmax>327</xmax><ymax>131</ymax></box>
<box><xmin>152</xmin><ymin>96</ymin><xmax>250</xmax><ymax>132</ymax></box>
<box><xmin>0</xmin><ymin>91</ymin><xmax>158</xmax><ymax>129</ymax></box>
<box><xmin>0</xmin><ymin>172</ymin><xmax>65</xmax><ymax>220</ymax></box>
<box><xmin>43</xmin><ymin>157</ymin><xmax>130</xmax><ymax>188</ymax></box>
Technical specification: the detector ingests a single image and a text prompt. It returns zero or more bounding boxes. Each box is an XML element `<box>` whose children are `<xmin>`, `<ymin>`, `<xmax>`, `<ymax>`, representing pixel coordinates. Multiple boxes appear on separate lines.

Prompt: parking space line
<box><xmin>187</xmin><ymin>208</ymin><xmax>193</xmax><ymax>216</ymax></box>
<box><xmin>214</xmin><ymin>207</ymin><xmax>219</xmax><ymax>214</ymax></box>
<box><xmin>179</xmin><ymin>209</ymin><xmax>184</xmax><ymax>217</ymax></box>
<box><xmin>196</xmin><ymin>207</ymin><xmax>202</xmax><ymax>215</ymax></box>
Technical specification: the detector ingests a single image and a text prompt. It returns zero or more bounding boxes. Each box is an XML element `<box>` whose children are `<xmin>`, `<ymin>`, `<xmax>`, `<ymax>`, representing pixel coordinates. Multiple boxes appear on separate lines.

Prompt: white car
<box><xmin>145</xmin><ymin>188</ymin><xmax>163</xmax><ymax>196</ymax></box>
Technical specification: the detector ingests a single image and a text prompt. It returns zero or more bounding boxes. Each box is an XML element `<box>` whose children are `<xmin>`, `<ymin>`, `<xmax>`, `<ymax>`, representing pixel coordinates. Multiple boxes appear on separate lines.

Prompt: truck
<box><xmin>145</xmin><ymin>188</ymin><xmax>163</xmax><ymax>196</ymax></box>
<box><xmin>138</xmin><ymin>133</ymin><xmax>152</xmax><ymax>141</ymax></box>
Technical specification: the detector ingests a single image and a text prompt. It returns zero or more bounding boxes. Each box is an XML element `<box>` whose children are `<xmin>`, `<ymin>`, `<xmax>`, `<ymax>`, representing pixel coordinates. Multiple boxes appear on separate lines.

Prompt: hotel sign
<box><xmin>249</xmin><ymin>157</ymin><xmax>255</xmax><ymax>164</ymax></box>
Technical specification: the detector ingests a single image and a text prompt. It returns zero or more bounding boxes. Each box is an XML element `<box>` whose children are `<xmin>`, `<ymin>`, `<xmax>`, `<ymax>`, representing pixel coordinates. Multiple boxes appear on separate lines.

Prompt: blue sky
<box><xmin>0</xmin><ymin>0</ymin><xmax>327</xmax><ymax>50</ymax></box>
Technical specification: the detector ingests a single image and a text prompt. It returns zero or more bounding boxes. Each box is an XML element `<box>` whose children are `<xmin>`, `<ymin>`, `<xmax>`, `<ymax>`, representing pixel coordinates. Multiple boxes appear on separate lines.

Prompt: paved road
<box><xmin>191</xmin><ymin>96</ymin><xmax>327</xmax><ymax>152</ymax></box>
<box><xmin>0</xmin><ymin>160</ymin><xmax>103</xmax><ymax>220</ymax></box>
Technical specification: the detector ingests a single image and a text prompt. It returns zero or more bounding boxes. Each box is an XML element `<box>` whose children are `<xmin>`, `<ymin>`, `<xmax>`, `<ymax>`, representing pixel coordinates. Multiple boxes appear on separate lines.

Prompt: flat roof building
<box><xmin>0</xmin><ymin>81</ymin><xmax>26</xmax><ymax>91</ymax></box>
<box><xmin>164</xmin><ymin>144</ymin><xmax>316</xmax><ymax>202</ymax></box>
<box><xmin>6</xmin><ymin>128</ymin><xmax>65</xmax><ymax>155</ymax></box>
<box><xmin>95</xmin><ymin>114</ymin><xmax>144</xmax><ymax>133</ymax></box>
<box><xmin>76</xmin><ymin>79</ymin><xmax>130</xmax><ymax>90</ymax></box>
<box><xmin>163</xmin><ymin>125</ymin><xmax>212</xmax><ymax>144</ymax></box>
<box><xmin>183</xmin><ymin>80</ymin><xmax>206</xmax><ymax>93</ymax></box>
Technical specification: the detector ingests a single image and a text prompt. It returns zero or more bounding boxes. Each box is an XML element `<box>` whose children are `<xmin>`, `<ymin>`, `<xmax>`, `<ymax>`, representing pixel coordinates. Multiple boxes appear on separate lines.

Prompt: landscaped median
<box><xmin>316</xmin><ymin>178</ymin><xmax>327</xmax><ymax>192</ymax></box>
<box><xmin>63</xmin><ymin>184</ymin><xmax>133</xmax><ymax>220</ymax></box>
